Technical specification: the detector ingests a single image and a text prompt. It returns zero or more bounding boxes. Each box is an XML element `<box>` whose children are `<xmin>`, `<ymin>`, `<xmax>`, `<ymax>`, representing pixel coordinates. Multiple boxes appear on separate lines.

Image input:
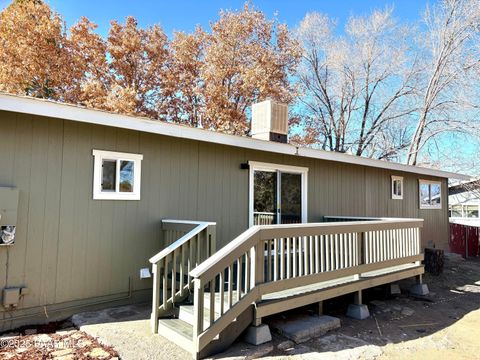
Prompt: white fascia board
<box><xmin>0</xmin><ymin>93</ymin><xmax>471</xmax><ymax>181</ymax></box>
<box><xmin>298</xmin><ymin>148</ymin><xmax>470</xmax><ymax>180</ymax></box>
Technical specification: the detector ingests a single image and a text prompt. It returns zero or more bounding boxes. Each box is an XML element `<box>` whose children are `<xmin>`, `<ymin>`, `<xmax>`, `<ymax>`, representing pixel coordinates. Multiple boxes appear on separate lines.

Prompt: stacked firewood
<box><xmin>424</xmin><ymin>248</ymin><xmax>444</xmax><ymax>275</ymax></box>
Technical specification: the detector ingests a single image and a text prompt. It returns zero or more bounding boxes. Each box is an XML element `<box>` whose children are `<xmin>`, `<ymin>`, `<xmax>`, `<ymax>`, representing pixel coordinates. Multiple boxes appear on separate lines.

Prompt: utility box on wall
<box><xmin>0</xmin><ymin>187</ymin><xmax>19</xmax><ymax>245</ymax></box>
<box><xmin>2</xmin><ymin>287</ymin><xmax>20</xmax><ymax>307</ymax></box>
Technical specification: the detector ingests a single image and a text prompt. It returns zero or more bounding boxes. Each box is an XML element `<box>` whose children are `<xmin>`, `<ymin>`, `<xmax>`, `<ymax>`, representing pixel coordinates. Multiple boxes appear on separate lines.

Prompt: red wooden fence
<box><xmin>449</xmin><ymin>222</ymin><xmax>479</xmax><ymax>258</ymax></box>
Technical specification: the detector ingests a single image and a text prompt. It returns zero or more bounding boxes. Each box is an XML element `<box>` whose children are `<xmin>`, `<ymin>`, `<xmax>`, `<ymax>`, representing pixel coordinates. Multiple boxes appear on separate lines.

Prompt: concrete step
<box><xmin>268</xmin><ymin>314</ymin><xmax>340</xmax><ymax>343</ymax></box>
<box><xmin>157</xmin><ymin>318</ymin><xmax>193</xmax><ymax>353</ymax></box>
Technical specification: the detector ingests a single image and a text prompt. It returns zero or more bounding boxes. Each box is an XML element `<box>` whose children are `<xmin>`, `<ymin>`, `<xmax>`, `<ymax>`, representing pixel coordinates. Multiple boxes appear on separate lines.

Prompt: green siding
<box><xmin>0</xmin><ymin>110</ymin><xmax>449</xmax><ymax>329</ymax></box>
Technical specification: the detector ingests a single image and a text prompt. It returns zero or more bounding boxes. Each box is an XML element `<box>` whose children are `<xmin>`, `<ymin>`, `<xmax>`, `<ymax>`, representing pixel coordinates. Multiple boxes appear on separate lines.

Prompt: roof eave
<box><xmin>0</xmin><ymin>92</ymin><xmax>472</xmax><ymax>181</ymax></box>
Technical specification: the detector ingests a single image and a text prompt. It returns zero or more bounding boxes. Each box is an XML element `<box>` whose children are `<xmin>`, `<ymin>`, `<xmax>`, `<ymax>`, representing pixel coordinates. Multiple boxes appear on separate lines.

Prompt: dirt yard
<box><xmin>1</xmin><ymin>253</ymin><xmax>479</xmax><ymax>359</ymax></box>
<box><xmin>218</xmin><ymin>253</ymin><xmax>480</xmax><ymax>360</ymax></box>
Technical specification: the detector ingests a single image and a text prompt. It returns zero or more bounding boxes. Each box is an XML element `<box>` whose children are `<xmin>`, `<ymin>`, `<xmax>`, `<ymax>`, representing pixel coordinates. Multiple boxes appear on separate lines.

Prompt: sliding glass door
<box><xmin>253</xmin><ymin>170</ymin><xmax>278</xmax><ymax>225</ymax></box>
<box><xmin>250</xmin><ymin>162</ymin><xmax>308</xmax><ymax>226</ymax></box>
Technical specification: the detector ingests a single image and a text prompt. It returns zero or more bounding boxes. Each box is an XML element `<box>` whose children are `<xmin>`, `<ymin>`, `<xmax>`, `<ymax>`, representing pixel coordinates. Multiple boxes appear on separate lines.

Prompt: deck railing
<box><xmin>188</xmin><ymin>217</ymin><xmax>423</xmax><ymax>354</ymax></box>
<box><xmin>149</xmin><ymin>220</ymin><xmax>216</xmax><ymax>333</ymax></box>
<box><xmin>253</xmin><ymin>212</ymin><xmax>276</xmax><ymax>225</ymax></box>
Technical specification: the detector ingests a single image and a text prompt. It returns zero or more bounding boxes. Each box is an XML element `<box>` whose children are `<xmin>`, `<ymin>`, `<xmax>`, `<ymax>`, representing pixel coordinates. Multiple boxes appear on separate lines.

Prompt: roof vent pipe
<box><xmin>251</xmin><ymin>99</ymin><xmax>288</xmax><ymax>143</ymax></box>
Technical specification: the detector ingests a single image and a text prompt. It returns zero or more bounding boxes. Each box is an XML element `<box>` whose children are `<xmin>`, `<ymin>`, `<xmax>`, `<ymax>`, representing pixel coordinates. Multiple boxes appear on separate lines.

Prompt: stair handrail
<box><xmin>150</xmin><ymin>219</ymin><xmax>216</xmax><ymax>333</ymax></box>
<box><xmin>150</xmin><ymin>221</ymin><xmax>215</xmax><ymax>264</ymax></box>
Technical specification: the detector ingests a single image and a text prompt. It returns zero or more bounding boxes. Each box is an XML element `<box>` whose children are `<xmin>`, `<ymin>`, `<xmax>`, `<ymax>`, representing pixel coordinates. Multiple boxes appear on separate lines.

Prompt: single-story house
<box><xmin>0</xmin><ymin>93</ymin><xmax>470</xmax><ymax>358</ymax></box>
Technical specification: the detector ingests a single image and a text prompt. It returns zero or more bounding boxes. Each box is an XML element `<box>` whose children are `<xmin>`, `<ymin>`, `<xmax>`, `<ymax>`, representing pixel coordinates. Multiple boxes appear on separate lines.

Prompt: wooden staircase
<box><xmin>150</xmin><ymin>217</ymin><xmax>426</xmax><ymax>359</ymax></box>
<box><xmin>157</xmin><ymin>297</ymin><xmax>254</xmax><ymax>359</ymax></box>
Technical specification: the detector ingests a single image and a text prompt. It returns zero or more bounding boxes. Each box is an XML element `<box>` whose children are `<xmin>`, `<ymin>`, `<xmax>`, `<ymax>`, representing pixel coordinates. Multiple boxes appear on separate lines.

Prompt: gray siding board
<box><xmin>9</xmin><ymin>114</ymin><xmax>33</xmax><ymax>290</ymax></box>
<box><xmin>40</xmin><ymin>119</ymin><xmax>63</xmax><ymax>305</ymax></box>
<box><xmin>24</xmin><ymin>118</ymin><xmax>48</xmax><ymax>307</ymax></box>
<box><xmin>86</xmin><ymin>126</ymin><xmax>106</xmax><ymax>298</ymax></box>
<box><xmin>55</xmin><ymin>121</ymin><xmax>79</xmax><ymax>303</ymax></box>
<box><xmin>0</xmin><ymin>111</ymin><xmax>451</xmax><ymax>327</ymax></box>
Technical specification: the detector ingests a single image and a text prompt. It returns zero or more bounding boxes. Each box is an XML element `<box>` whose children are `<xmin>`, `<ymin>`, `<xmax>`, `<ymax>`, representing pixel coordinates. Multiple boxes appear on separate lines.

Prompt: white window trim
<box><xmin>92</xmin><ymin>149</ymin><xmax>143</xmax><ymax>200</ymax></box>
<box><xmin>248</xmin><ymin>161</ymin><xmax>308</xmax><ymax>227</ymax></box>
<box><xmin>419</xmin><ymin>179</ymin><xmax>442</xmax><ymax>210</ymax></box>
<box><xmin>391</xmin><ymin>175</ymin><xmax>403</xmax><ymax>200</ymax></box>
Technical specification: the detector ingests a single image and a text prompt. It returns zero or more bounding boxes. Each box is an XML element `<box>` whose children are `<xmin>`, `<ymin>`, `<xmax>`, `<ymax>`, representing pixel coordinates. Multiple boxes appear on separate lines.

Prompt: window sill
<box><xmin>93</xmin><ymin>193</ymin><xmax>140</xmax><ymax>201</ymax></box>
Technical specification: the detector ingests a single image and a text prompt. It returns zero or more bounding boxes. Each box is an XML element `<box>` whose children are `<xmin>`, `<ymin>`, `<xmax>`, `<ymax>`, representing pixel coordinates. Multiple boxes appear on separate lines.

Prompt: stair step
<box><xmin>178</xmin><ymin>304</ymin><xmax>220</xmax><ymax>327</ymax></box>
<box><xmin>177</xmin><ymin>290</ymin><xmax>241</xmax><ymax>326</ymax></box>
<box><xmin>157</xmin><ymin>318</ymin><xmax>193</xmax><ymax>353</ymax></box>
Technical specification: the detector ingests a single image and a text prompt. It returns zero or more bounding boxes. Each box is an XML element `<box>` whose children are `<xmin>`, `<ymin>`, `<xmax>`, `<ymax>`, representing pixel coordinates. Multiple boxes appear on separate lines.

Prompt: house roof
<box><xmin>449</xmin><ymin>179</ymin><xmax>480</xmax><ymax>195</ymax></box>
<box><xmin>0</xmin><ymin>92</ymin><xmax>471</xmax><ymax>180</ymax></box>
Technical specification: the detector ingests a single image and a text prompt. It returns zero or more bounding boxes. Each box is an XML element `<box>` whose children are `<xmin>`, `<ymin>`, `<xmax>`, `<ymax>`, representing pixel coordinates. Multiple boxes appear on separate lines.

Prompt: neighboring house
<box><xmin>448</xmin><ymin>180</ymin><xmax>480</xmax><ymax>258</ymax></box>
<box><xmin>0</xmin><ymin>93</ymin><xmax>470</xmax><ymax>358</ymax></box>
<box><xmin>449</xmin><ymin>180</ymin><xmax>480</xmax><ymax>219</ymax></box>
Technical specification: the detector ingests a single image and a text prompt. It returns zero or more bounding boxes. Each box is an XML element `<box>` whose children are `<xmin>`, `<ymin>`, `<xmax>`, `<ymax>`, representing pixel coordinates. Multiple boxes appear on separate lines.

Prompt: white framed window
<box><xmin>248</xmin><ymin>161</ymin><xmax>308</xmax><ymax>227</ymax></box>
<box><xmin>391</xmin><ymin>176</ymin><xmax>403</xmax><ymax>200</ymax></box>
<box><xmin>419</xmin><ymin>180</ymin><xmax>442</xmax><ymax>209</ymax></box>
<box><xmin>92</xmin><ymin>150</ymin><xmax>143</xmax><ymax>200</ymax></box>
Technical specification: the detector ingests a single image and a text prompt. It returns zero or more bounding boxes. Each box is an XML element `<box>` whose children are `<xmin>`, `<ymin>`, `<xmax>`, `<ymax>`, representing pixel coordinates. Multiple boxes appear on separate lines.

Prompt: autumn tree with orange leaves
<box><xmin>198</xmin><ymin>4</ymin><xmax>301</xmax><ymax>134</ymax></box>
<box><xmin>0</xmin><ymin>0</ymin><xmax>71</xmax><ymax>98</ymax></box>
<box><xmin>164</xmin><ymin>27</ymin><xmax>207</xmax><ymax>127</ymax></box>
<box><xmin>106</xmin><ymin>17</ymin><xmax>169</xmax><ymax>118</ymax></box>
<box><xmin>0</xmin><ymin>0</ymin><xmax>300</xmax><ymax>133</ymax></box>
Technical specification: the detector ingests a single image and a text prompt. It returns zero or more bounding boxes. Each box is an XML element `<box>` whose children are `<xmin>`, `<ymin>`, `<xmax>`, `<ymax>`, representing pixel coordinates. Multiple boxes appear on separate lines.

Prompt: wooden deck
<box><xmin>150</xmin><ymin>217</ymin><xmax>425</xmax><ymax>359</ymax></box>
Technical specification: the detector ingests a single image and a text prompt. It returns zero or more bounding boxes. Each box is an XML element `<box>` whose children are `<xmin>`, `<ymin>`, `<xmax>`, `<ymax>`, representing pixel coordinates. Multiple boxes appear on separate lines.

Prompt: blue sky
<box><xmin>0</xmin><ymin>0</ymin><xmax>433</xmax><ymax>36</ymax></box>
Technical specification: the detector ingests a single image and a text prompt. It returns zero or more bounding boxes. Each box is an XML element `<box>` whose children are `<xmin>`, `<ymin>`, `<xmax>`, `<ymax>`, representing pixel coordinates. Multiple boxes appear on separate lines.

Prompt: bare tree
<box><xmin>407</xmin><ymin>0</ymin><xmax>480</xmax><ymax>165</ymax></box>
<box><xmin>294</xmin><ymin>8</ymin><xmax>417</xmax><ymax>159</ymax></box>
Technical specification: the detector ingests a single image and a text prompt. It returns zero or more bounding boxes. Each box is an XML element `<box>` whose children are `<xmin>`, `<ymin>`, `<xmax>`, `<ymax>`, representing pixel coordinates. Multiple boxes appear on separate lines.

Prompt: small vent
<box><xmin>251</xmin><ymin>100</ymin><xmax>288</xmax><ymax>143</ymax></box>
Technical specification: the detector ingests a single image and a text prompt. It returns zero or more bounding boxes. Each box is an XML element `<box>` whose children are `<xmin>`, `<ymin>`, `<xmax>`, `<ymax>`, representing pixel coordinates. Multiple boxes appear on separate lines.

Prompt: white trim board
<box><xmin>419</xmin><ymin>179</ymin><xmax>442</xmax><ymax>210</ymax></box>
<box><xmin>248</xmin><ymin>161</ymin><xmax>308</xmax><ymax>227</ymax></box>
<box><xmin>391</xmin><ymin>175</ymin><xmax>404</xmax><ymax>200</ymax></box>
<box><xmin>0</xmin><ymin>92</ymin><xmax>470</xmax><ymax>181</ymax></box>
<box><xmin>92</xmin><ymin>149</ymin><xmax>143</xmax><ymax>200</ymax></box>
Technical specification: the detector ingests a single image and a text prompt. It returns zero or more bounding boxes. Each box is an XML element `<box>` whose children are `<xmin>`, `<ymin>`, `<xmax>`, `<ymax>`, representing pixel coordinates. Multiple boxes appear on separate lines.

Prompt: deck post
<box><xmin>208</xmin><ymin>225</ymin><xmax>217</xmax><ymax>255</ymax></box>
<box><xmin>250</xmin><ymin>242</ymin><xmax>264</xmax><ymax>289</ymax></box>
<box><xmin>151</xmin><ymin>263</ymin><xmax>160</xmax><ymax>333</ymax></box>
<box><xmin>317</xmin><ymin>301</ymin><xmax>324</xmax><ymax>315</ymax></box>
<box><xmin>193</xmin><ymin>278</ymin><xmax>204</xmax><ymax>354</ymax></box>
<box><xmin>353</xmin><ymin>290</ymin><xmax>362</xmax><ymax>305</ymax></box>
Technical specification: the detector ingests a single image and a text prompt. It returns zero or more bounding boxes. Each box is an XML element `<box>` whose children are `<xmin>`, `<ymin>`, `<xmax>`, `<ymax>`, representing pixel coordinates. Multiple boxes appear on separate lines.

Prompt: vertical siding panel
<box><xmin>40</xmin><ymin>119</ymin><xmax>63</xmax><ymax>305</ymax></box>
<box><xmin>84</xmin><ymin>126</ymin><xmax>104</xmax><ymax>298</ymax></box>
<box><xmin>23</xmin><ymin>118</ymin><xmax>49</xmax><ymax>307</ymax></box>
<box><xmin>236</xmin><ymin>148</ymin><xmax>249</xmax><ymax>233</ymax></box>
<box><xmin>0</xmin><ymin>112</ymin><xmax>16</xmax><ymax>185</ymax></box>
<box><xmin>0</xmin><ymin>112</ymin><xmax>17</xmax><ymax>293</ymax></box>
<box><xmin>135</xmin><ymin>132</ymin><xmax>155</xmax><ymax>291</ymax></box>
<box><xmin>97</xmin><ymin>129</ymin><xmax>117</xmax><ymax>296</ymax></box>
<box><xmin>7</xmin><ymin>114</ymin><xmax>33</xmax><ymax>290</ymax></box>
<box><xmin>55</xmin><ymin>121</ymin><xmax>78</xmax><ymax>302</ymax></box>
<box><xmin>71</xmin><ymin>123</ymin><xmax>93</xmax><ymax>300</ymax></box>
